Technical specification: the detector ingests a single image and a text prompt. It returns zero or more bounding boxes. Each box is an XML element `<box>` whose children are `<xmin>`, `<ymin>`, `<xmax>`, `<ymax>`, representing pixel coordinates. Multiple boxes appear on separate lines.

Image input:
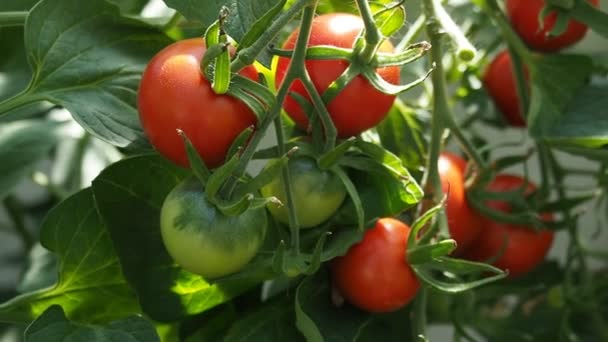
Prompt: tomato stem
<box><xmin>395</xmin><ymin>14</ymin><xmax>426</xmax><ymax>53</ymax></box>
<box><xmin>411</xmin><ymin>287</ymin><xmax>428</xmax><ymax>341</ymax></box>
<box><xmin>0</xmin><ymin>90</ymin><xmax>41</xmax><ymax>117</ymax></box>
<box><xmin>230</xmin><ymin>0</ymin><xmax>312</xmax><ymax>73</ymax></box>
<box><xmin>354</xmin><ymin>0</ymin><xmax>383</xmax><ymax>63</ymax></box>
<box><xmin>0</xmin><ymin>11</ymin><xmax>27</xmax><ymax>27</ymax></box>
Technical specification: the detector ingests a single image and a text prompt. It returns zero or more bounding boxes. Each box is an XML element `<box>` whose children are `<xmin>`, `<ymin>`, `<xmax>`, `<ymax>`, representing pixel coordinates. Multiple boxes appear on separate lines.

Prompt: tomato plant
<box><xmin>464</xmin><ymin>174</ymin><xmax>555</xmax><ymax>278</ymax></box>
<box><xmin>331</xmin><ymin>218</ymin><xmax>420</xmax><ymax>312</ymax></box>
<box><xmin>0</xmin><ymin>0</ymin><xmax>607</xmax><ymax>340</ymax></box>
<box><xmin>160</xmin><ymin>177</ymin><xmax>268</xmax><ymax>278</ymax></box>
<box><xmin>260</xmin><ymin>156</ymin><xmax>346</xmax><ymax>228</ymax></box>
<box><xmin>438</xmin><ymin>152</ymin><xmax>480</xmax><ymax>253</ymax></box>
<box><xmin>138</xmin><ymin>38</ymin><xmax>259</xmax><ymax>168</ymax></box>
<box><xmin>275</xmin><ymin>13</ymin><xmax>400</xmax><ymax>137</ymax></box>
<box><xmin>482</xmin><ymin>49</ymin><xmax>527</xmax><ymax>127</ymax></box>
<box><xmin>506</xmin><ymin>0</ymin><xmax>599</xmax><ymax>52</ymax></box>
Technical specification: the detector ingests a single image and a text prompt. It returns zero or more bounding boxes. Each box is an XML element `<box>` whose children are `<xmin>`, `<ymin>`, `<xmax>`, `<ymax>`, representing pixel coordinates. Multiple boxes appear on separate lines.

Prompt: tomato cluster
<box><xmin>136</xmin><ymin>10</ymin><xmax>556</xmax><ymax>315</ymax></box>
<box><xmin>436</xmin><ymin>153</ymin><xmax>555</xmax><ymax>278</ymax></box>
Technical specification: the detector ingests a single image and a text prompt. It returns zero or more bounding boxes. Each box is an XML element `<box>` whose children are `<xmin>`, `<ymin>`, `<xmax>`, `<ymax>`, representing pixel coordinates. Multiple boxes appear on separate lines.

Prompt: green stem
<box><xmin>230</xmin><ymin>0</ymin><xmax>311</xmax><ymax>73</ymax></box>
<box><xmin>228</xmin><ymin>1</ymin><xmax>317</xmax><ymax>192</ymax></box>
<box><xmin>273</xmin><ymin>115</ymin><xmax>301</xmax><ymax>250</ymax></box>
<box><xmin>429</xmin><ymin>0</ymin><xmax>476</xmax><ymax>61</ymax></box>
<box><xmin>508</xmin><ymin>47</ymin><xmax>530</xmax><ymax>116</ymax></box>
<box><xmin>0</xmin><ymin>91</ymin><xmax>40</xmax><ymax>117</ymax></box>
<box><xmin>412</xmin><ymin>287</ymin><xmax>428</xmax><ymax>341</ymax></box>
<box><xmin>475</xmin><ymin>0</ymin><xmax>532</xmax><ymax>63</ymax></box>
<box><xmin>2</xmin><ymin>195</ymin><xmax>34</xmax><ymax>250</ymax></box>
<box><xmin>0</xmin><ymin>11</ymin><xmax>27</xmax><ymax>27</ymax></box>
<box><xmin>355</xmin><ymin>0</ymin><xmax>382</xmax><ymax>63</ymax></box>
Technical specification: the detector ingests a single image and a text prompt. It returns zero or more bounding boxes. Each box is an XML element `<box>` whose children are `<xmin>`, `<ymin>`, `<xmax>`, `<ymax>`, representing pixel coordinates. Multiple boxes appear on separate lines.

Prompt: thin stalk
<box><xmin>230</xmin><ymin>0</ymin><xmax>311</xmax><ymax>73</ymax></box>
<box><xmin>412</xmin><ymin>287</ymin><xmax>428</xmax><ymax>341</ymax></box>
<box><xmin>2</xmin><ymin>195</ymin><xmax>34</xmax><ymax>250</ymax></box>
<box><xmin>355</xmin><ymin>0</ymin><xmax>383</xmax><ymax>62</ymax></box>
<box><xmin>227</xmin><ymin>2</ymin><xmax>317</xmax><ymax>192</ymax></box>
<box><xmin>0</xmin><ymin>11</ymin><xmax>27</xmax><ymax>27</ymax></box>
<box><xmin>0</xmin><ymin>91</ymin><xmax>40</xmax><ymax>117</ymax></box>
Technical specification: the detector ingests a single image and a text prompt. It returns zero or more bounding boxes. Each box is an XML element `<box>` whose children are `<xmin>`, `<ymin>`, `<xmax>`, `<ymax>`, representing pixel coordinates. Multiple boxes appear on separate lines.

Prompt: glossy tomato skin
<box><xmin>506</xmin><ymin>0</ymin><xmax>598</xmax><ymax>52</ymax></box>
<box><xmin>160</xmin><ymin>177</ymin><xmax>268</xmax><ymax>279</ymax></box>
<box><xmin>260</xmin><ymin>156</ymin><xmax>346</xmax><ymax>228</ymax></box>
<box><xmin>483</xmin><ymin>50</ymin><xmax>527</xmax><ymax>127</ymax></box>
<box><xmin>438</xmin><ymin>152</ymin><xmax>480</xmax><ymax>254</ymax></box>
<box><xmin>275</xmin><ymin>13</ymin><xmax>400</xmax><ymax>138</ymax></box>
<box><xmin>331</xmin><ymin>218</ymin><xmax>420</xmax><ymax>312</ymax></box>
<box><xmin>464</xmin><ymin>174</ymin><xmax>554</xmax><ymax>278</ymax></box>
<box><xmin>138</xmin><ymin>38</ymin><xmax>259</xmax><ymax>168</ymax></box>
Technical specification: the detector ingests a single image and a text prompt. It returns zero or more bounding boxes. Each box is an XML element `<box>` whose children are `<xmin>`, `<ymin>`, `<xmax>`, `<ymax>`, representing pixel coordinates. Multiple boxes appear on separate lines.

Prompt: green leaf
<box><xmin>372</xmin><ymin>2</ymin><xmax>406</xmax><ymax>37</ymax></box>
<box><xmin>25</xmin><ymin>305</ymin><xmax>159</xmax><ymax>342</ymax></box>
<box><xmin>92</xmin><ymin>155</ymin><xmax>264</xmax><ymax>321</ymax></box>
<box><xmin>0</xmin><ymin>119</ymin><xmax>63</xmax><ymax>199</ymax></box>
<box><xmin>546</xmin><ymin>85</ymin><xmax>608</xmax><ymax>149</ymax></box>
<box><xmin>375</xmin><ymin>102</ymin><xmax>428</xmax><ymax>172</ymax></box>
<box><xmin>0</xmin><ymin>189</ymin><xmax>141</xmax><ymax>324</ymax></box>
<box><xmin>570</xmin><ymin>0</ymin><xmax>608</xmax><ymax>39</ymax></box>
<box><xmin>0</xmin><ymin>0</ymin><xmax>39</xmax><ymax>10</ymax></box>
<box><xmin>527</xmin><ymin>54</ymin><xmax>593</xmax><ymax>138</ymax></box>
<box><xmin>295</xmin><ymin>271</ymin><xmax>371</xmax><ymax>342</ymax></box>
<box><xmin>413</xmin><ymin>257</ymin><xmax>506</xmax><ymax>293</ymax></box>
<box><xmin>224</xmin><ymin>297</ymin><xmax>303</xmax><ymax>342</ymax></box>
<box><xmin>163</xmin><ymin>0</ymin><xmax>283</xmax><ymax>44</ymax></box>
<box><xmin>20</xmin><ymin>0</ymin><xmax>173</xmax><ymax>150</ymax></box>
<box><xmin>237</xmin><ymin>0</ymin><xmax>287</xmax><ymax>51</ymax></box>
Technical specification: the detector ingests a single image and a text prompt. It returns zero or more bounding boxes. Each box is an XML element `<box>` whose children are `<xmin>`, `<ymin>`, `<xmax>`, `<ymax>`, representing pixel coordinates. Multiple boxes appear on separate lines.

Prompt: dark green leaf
<box><xmin>295</xmin><ymin>271</ymin><xmax>371</xmax><ymax>342</ymax></box>
<box><xmin>24</xmin><ymin>305</ymin><xmax>159</xmax><ymax>342</ymax></box>
<box><xmin>0</xmin><ymin>27</ymin><xmax>31</xmax><ymax>103</ymax></box>
<box><xmin>106</xmin><ymin>0</ymin><xmax>150</xmax><ymax>15</ymax></box>
<box><xmin>237</xmin><ymin>0</ymin><xmax>287</xmax><ymax>51</ymax></box>
<box><xmin>20</xmin><ymin>0</ymin><xmax>173</xmax><ymax>150</ymax></box>
<box><xmin>224</xmin><ymin>297</ymin><xmax>303</xmax><ymax>342</ymax></box>
<box><xmin>0</xmin><ymin>189</ymin><xmax>141</xmax><ymax>323</ymax></box>
<box><xmin>0</xmin><ymin>119</ymin><xmax>63</xmax><ymax>199</ymax></box>
<box><xmin>571</xmin><ymin>0</ymin><xmax>608</xmax><ymax>39</ymax></box>
<box><xmin>163</xmin><ymin>0</ymin><xmax>282</xmax><ymax>44</ymax></box>
<box><xmin>527</xmin><ymin>54</ymin><xmax>593</xmax><ymax>138</ymax></box>
<box><xmin>92</xmin><ymin>155</ymin><xmax>263</xmax><ymax>321</ymax></box>
<box><xmin>375</xmin><ymin>102</ymin><xmax>428</xmax><ymax>173</ymax></box>
<box><xmin>547</xmin><ymin>85</ymin><xmax>608</xmax><ymax>149</ymax></box>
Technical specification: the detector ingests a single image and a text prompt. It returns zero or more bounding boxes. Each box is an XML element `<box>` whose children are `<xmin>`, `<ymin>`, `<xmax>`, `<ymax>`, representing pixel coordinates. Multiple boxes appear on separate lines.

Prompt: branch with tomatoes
<box><xmin>0</xmin><ymin>0</ymin><xmax>607</xmax><ymax>340</ymax></box>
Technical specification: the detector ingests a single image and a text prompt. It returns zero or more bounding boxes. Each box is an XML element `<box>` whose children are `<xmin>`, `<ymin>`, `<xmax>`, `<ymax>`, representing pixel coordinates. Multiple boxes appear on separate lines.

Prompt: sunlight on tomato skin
<box><xmin>275</xmin><ymin>13</ymin><xmax>400</xmax><ymax>138</ymax></box>
<box><xmin>506</xmin><ymin>0</ymin><xmax>599</xmax><ymax>52</ymax></box>
<box><xmin>138</xmin><ymin>38</ymin><xmax>259</xmax><ymax>168</ymax></box>
<box><xmin>483</xmin><ymin>50</ymin><xmax>528</xmax><ymax>127</ymax></box>
<box><xmin>331</xmin><ymin>218</ymin><xmax>420</xmax><ymax>313</ymax></box>
<box><xmin>260</xmin><ymin>157</ymin><xmax>346</xmax><ymax>228</ymax></box>
<box><xmin>464</xmin><ymin>175</ymin><xmax>555</xmax><ymax>278</ymax></box>
<box><xmin>438</xmin><ymin>152</ymin><xmax>480</xmax><ymax>254</ymax></box>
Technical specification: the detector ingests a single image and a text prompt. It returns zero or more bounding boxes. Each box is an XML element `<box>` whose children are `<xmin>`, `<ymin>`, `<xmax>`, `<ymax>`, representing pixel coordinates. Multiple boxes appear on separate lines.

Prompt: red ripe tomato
<box><xmin>438</xmin><ymin>152</ymin><xmax>480</xmax><ymax>254</ymax></box>
<box><xmin>483</xmin><ymin>50</ymin><xmax>528</xmax><ymax>127</ymax></box>
<box><xmin>506</xmin><ymin>0</ymin><xmax>598</xmax><ymax>52</ymax></box>
<box><xmin>464</xmin><ymin>174</ymin><xmax>554</xmax><ymax>278</ymax></box>
<box><xmin>138</xmin><ymin>38</ymin><xmax>259</xmax><ymax>168</ymax></box>
<box><xmin>331</xmin><ymin>218</ymin><xmax>420</xmax><ymax>312</ymax></box>
<box><xmin>275</xmin><ymin>13</ymin><xmax>400</xmax><ymax>138</ymax></box>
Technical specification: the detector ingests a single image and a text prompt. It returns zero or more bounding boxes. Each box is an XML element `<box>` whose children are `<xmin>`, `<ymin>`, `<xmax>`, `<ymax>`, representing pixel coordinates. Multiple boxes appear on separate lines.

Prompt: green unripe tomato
<box><xmin>260</xmin><ymin>157</ymin><xmax>347</xmax><ymax>228</ymax></box>
<box><xmin>160</xmin><ymin>177</ymin><xmax>268</xmax><ymax>279</ymax></box>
